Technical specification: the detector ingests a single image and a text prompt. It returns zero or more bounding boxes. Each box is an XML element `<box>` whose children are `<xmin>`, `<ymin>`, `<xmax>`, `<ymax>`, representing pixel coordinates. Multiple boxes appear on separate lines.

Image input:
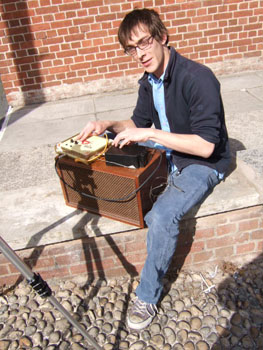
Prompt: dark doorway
<box><xmin>0</xmin><ymin>76</ymin><xmax>9</xmax><ymax>129</ymax></box>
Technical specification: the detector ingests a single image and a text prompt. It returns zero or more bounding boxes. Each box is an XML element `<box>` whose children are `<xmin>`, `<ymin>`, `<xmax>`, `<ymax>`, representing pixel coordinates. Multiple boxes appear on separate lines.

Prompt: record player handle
<box><xmin>75</xmin><ymin>158</ymin><xmax>90</xmax><ymax>165</ymax></box>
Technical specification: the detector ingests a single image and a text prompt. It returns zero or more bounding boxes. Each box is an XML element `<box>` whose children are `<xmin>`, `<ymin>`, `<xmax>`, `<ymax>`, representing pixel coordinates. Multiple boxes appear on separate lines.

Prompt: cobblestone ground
<box><xmin>0</xmin><ymin>255</ymin><xmax>263</xmax><ymax>350</ymax></box>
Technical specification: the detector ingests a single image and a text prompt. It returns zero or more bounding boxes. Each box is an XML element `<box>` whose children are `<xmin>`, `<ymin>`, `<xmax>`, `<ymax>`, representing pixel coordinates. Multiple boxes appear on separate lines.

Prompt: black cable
<box><xmin>55</xmin><ymin>150</ymin><xmax>164</xmax><ymax>203</ymax></box>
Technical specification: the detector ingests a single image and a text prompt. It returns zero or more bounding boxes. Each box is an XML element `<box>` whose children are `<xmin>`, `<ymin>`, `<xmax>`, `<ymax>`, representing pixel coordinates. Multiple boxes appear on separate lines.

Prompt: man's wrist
<box><xmin>148</xmin><ymin>128</ymin><xmax>158</xmax><ymax>142</ymax></box>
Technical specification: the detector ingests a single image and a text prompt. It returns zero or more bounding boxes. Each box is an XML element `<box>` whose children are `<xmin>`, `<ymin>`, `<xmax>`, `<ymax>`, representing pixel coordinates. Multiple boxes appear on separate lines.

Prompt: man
<box><xmin>78</xmin><ymin>8</ymin><xmax>230</xmax><ymax>330</ymax></box>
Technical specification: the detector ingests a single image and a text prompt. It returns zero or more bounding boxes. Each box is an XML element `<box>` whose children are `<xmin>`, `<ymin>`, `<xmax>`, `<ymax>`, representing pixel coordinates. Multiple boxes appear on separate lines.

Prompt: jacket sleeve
<box><xmin>185</xmin><ymin>67</ymin><xmax>223</xmax><ymax>145</ymax></box>
<box><xmin>131</xmin><ymin>83</ymin><xmax>154</xmax><ymax>128</ymax></box>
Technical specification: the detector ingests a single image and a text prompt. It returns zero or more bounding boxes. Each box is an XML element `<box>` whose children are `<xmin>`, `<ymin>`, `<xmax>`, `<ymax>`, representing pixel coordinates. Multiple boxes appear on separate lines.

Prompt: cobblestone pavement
<box><xmin>0</xmin><ymin>254</ymin><xmax>263</xmax><ymax>350</ymax></box>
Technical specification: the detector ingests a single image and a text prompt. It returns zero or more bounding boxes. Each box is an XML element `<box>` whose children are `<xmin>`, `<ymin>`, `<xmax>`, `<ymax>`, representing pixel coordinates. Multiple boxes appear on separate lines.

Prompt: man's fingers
<box><xmin>77</xmin><ymin>127</ymin><xmax>94</xmax><ymax>141</ymax></box>
<box><xmin>76</xmin><ymin>131</ymin><xmax>86</xmax><ymax>141</ymax></box>
<box><xmin>112</xmin><ymin>134</ymin><xmax>130</xmax><ymax>148</ymax></box>
<box><xmin>112</xmin><ymin>134</ymin><xmax>123</xmax><ymax>147</ymax></box>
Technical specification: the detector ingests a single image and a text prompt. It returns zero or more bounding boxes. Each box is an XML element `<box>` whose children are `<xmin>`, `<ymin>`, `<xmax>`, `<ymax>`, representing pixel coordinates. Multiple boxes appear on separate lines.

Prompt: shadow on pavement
<box><xmin>1</xmin><ymin>1</ymin><xmax>47</xmax><ymax>127</ymax></box>
<box><xmin>72</xmin><ymin>213</ymin><xmax>137</xmax><ymax>348</ymax></box>
<box><xmin>212</xmin><ymin>253</ymin><xmax>263</xmax><ymax>349</ymax></box>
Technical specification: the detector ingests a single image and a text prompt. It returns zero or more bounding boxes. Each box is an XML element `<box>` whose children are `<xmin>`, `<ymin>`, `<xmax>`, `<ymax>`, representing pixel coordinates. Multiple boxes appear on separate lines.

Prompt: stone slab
<box><xmin>1</xmin><ymin>114</ymin><xmax>96</xmax><ymax>152</ymax></box>
<box><xmin>93</xmin><ymin>90</ymin><xmax>137</xmax><ymax>113</ymax></box>
<box><xmin>226</xmin><ymin>110</ymin><xmax>263</xmax><ymax>151</ymax></box>
<box><xmin>10</xmin><ymin>96</ymin><xmax>95</xmax><ymax>125</ymax></box>
<box><xmin>97</xmin><ymin>107</ymin><xmax>134</xmax><ymax>121</ymax></box>
<box><xmin>249</xmin><ymin>86</ymin><xmax>263</xmax><ymax>101</ymax></box>
<box><xmin>222</xmin><ymin>90</ymin><xmax>263</xmax><ymax>114</ymax></box>
<box><xmin>219</xmin><ymin>71</ymin><xmax>263</xmax><ymax>91</ymax></box>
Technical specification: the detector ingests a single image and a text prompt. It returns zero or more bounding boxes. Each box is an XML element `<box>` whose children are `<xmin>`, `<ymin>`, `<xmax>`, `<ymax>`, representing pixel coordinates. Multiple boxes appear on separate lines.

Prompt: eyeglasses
<box><xmin>124</xmin><ymin>36</ymin><xmax>154</xmax><ymax>56</ymax></box>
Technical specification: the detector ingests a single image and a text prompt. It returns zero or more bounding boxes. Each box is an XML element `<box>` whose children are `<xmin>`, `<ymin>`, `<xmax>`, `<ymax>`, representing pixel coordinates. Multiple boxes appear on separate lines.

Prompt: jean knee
<box><xmin>145</xmin><ymin>207</ymin><xmax>180</xmax><ymax>237</ymax></box>
<box><xmin>145</xmin><ymin>209</ymin><xmax>163</xmax><ymax>231</ymax></box>
<box><xmin>145</xmin><ymin>198</ymin><xmax>169</xmax><ymax>221</ymax></box>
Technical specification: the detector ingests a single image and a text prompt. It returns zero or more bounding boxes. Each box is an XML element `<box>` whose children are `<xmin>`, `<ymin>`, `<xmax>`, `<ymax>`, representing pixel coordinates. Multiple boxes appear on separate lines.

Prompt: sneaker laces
<box><xmin>132</xmin><ymin>297</ymin><xmax>157</xmax><ymax>318</ymax></box>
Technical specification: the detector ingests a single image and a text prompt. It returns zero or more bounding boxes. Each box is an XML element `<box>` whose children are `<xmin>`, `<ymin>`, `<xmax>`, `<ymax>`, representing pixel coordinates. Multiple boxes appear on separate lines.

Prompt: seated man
<box><xmin>78</xmin><ymin>8</ymin><xmax>231</xmax><ymax>330</ymax></box>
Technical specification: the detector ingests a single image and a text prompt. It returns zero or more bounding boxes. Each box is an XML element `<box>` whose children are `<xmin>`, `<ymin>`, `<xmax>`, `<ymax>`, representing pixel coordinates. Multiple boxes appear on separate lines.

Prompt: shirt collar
<box><xmin>148</xmin><ymin>71</ymin><xmax>165</xmax><ymax>85</ymax></box>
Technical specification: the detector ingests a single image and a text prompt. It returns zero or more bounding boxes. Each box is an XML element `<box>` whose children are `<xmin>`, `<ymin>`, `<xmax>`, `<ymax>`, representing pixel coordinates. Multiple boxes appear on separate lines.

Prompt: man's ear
<box><xmin>161</xmin><ymin>34</ymin><xmax>168</xmax><ymax>45</ymax></box>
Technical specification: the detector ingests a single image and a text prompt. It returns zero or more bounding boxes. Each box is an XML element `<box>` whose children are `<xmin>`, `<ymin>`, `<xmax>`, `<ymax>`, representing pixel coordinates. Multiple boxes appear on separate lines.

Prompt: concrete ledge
<box><xmin>1</xmin><ymin>156</ymin><xmax>262</xmax><ymax>252</ymax></box>
<box><xmin>0</xmin><ymin>155</ymin><xmax>263</xmax><ymax>285</ymax></box>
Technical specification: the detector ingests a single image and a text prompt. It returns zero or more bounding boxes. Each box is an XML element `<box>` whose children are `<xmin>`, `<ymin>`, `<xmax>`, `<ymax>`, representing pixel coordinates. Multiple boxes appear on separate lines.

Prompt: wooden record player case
<box><xmin>55</xmin><ymin>149</ymin><xmax>167</xmax><ymax>228</ymax></box>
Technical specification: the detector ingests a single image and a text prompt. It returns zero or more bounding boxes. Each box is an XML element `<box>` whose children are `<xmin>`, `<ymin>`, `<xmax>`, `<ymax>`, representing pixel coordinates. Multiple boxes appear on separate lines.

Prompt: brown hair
<box><xmin>118</xmin><ymin>8</ymin><xmax>169</xmax><ymax>48</ymax></box>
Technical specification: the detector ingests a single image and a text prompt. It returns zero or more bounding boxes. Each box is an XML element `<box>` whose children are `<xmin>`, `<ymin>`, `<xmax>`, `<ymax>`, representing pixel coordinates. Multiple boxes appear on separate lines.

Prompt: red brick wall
<box><xmin>0</xmin><ymin>205</ymin><xmax>262</xmax><ymax>286</ymax></box>
<box><xmin>0</xmin><ymin>0</ymin><xmax>263</xmax><ymax>106</ymax></box>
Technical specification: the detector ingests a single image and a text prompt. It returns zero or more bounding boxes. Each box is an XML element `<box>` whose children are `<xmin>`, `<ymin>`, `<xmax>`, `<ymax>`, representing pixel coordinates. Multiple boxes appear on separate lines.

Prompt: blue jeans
<box><xmin>136</xmin><ymin>164</ymin><xmax>221</xmax><ymax>304</ymax></box>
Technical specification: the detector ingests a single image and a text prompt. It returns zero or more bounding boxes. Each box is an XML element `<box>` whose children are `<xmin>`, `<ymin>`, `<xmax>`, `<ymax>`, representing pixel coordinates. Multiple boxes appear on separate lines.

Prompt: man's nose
<box><xmin>136</xmin><ymin>46</ymin><xmax>145</xmax><ymax>58</ymax></box>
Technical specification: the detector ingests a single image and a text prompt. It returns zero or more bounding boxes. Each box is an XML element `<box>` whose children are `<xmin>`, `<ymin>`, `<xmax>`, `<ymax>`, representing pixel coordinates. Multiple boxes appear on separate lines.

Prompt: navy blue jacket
<box><xmin>131</xmin><ymin>47</ymin><xmax>231</xmax><ymax>174</ymax></box>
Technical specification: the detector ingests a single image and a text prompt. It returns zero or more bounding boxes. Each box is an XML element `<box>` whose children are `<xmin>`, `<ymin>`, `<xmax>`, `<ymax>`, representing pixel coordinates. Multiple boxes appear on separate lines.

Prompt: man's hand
<box><xmin>77</xmin><ymin>119</ymin><xmax>137</xmax><ymax>143</ymax></box>
<box><xmin>77</xmin><ymin>121</ymin><xmax>109</xmax><ymax>142</ymax></box>
<box><xmin>112</xmin><ymin>127</ymin><xmax>152</xmax><ymax>148</ymax></box>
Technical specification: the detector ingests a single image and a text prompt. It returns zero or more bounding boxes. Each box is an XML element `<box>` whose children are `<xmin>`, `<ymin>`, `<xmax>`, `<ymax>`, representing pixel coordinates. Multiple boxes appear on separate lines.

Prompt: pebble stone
<box><xmin>0</xmin><ymin>260</ymin><xmax>263</xmax><ymax>350</ymax></box>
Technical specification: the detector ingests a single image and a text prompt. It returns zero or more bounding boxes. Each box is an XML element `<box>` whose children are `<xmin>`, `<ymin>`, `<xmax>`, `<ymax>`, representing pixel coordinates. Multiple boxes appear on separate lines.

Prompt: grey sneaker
<box><xmin>127</xmin><ymin>297</ymin><xmax>157</xmax><ymax>330</ymax></box>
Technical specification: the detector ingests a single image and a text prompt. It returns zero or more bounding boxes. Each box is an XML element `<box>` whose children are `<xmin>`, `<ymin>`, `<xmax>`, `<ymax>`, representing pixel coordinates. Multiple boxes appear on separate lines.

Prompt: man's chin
<box><xmin>143</xmin><ymin>66</ymin><xmax>155</xmax><ymax>74</ymax></box>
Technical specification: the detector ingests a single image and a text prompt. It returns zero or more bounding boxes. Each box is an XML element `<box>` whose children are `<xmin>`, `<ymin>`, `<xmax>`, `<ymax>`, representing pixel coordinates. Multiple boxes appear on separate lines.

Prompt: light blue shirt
<box><xmin>148</xmin><ymin>73</ymin><xmax>177</xmax><ymax>173</ymax></box>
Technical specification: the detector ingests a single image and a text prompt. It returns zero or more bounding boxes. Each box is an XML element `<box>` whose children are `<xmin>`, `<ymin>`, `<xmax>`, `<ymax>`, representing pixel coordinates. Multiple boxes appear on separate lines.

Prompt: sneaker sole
<box><xmin>127</xmin><ymin>315</ymin><xmax>154</xmax><ymax>330</ymax></box>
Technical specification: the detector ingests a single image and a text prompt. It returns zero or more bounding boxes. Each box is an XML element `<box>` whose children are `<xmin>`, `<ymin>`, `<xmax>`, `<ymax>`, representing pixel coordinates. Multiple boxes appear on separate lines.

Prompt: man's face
<box><xmin>125</xmin><ymin>25</ymin><xmax>169</xmax><ymax>78</ymax></box>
